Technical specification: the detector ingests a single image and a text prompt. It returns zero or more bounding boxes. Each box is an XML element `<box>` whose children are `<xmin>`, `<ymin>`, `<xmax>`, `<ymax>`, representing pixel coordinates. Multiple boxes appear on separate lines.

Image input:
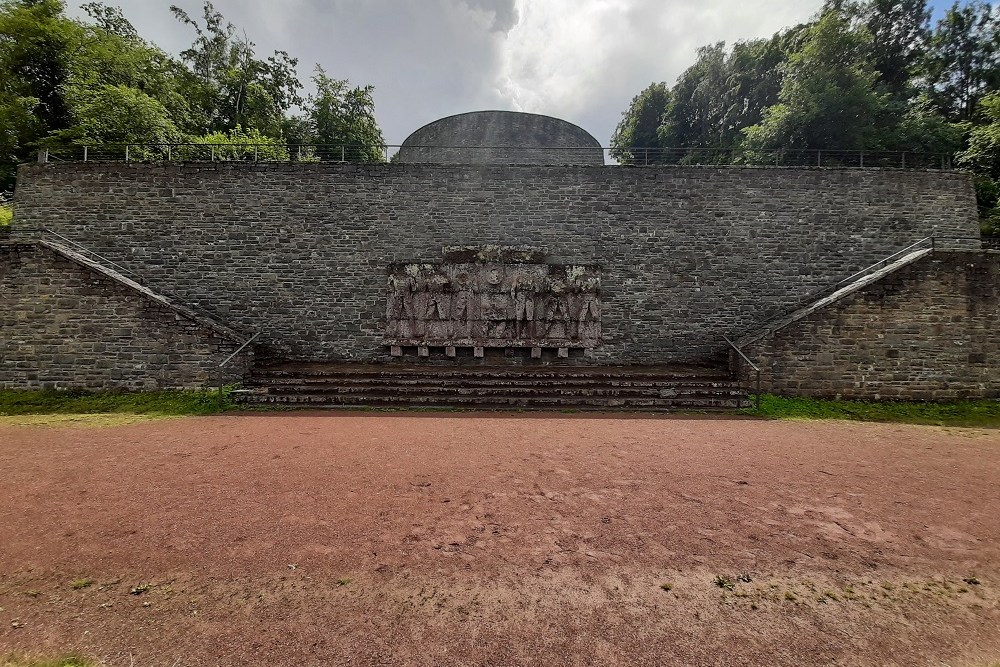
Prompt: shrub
<box><xmin>175</xmin><ymin>125</ymin><xmax>290</xmax><ymax>162</ymax></box>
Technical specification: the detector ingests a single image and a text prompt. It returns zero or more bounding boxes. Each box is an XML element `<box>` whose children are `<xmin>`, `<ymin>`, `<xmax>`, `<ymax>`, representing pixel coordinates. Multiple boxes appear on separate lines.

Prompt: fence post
<box><xmin>167</xmin><ymin>145</ymin><xmax>172</xmax><ymax>161</ymax></box>
<box><xmin>125</xmin><ymin>145</ymin><xmax>130</xmax><ymax>163</ymax></box>
<box><xmin>254</xmin><ymin>145</ymin><xmax>259</xmax><ymax>162</ymax></box>
<box><xmin>901</xmin><ymin>152</ymin><xmax>906</xmax><ymax>169</ymax></box>
<box><xmin>211</xmin><ymin>145</ymin><xmax>215</xmax><ymax>162</ymax></box>
<box><xmin>37</xmin><ymin>148</ymin><xmax>48</xmax><ymax>163</ymax></box>
<box><xmin>816</xmin><ymin>150</ymin><xmax>822</xmax><ymax>167</ymax></box>
<box><xmin>83</xmin><ymin>146</ymin><xmax>88</xmax><ymax>163</ymax></box>
<box><xmin>341</xmin><ymin>145</ymin><xmax>345</xmax><ymax>163</ymax></box>
<box><xmin>859</xmin><ymin>151</ymin><xmax>864</xmax><ymax>168</ymax></box>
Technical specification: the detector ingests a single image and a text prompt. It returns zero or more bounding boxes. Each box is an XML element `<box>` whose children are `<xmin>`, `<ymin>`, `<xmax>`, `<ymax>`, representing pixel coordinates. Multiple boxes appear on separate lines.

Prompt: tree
<box><xmin>960</xmin><ymin>91</ymin><xmax>1000</xmax><ymax>177</ymax></box>
<box><xmin>170</xmin><ymin>1</ymin><xmax>302</xmax><ymax>136</ymax></box>
<box><xmin>609</xmin><ymin>82</ymin><xmax>670</xmax><ymax>164</ymax></box>
<box><xmin>65</xmin><ymin>85</ymin><xmax>179</xmax><ymax>146</ymax></box>
<box><xmin>924</xmin><ymin>1</ymin><xmax>999</xmax><ymax>121</ymax></box>
<box><xmin>849</xmin><ymin>0</ymin><xmax>931</xmax><ymax>97</ymax></box>
<box><xmin>303</xmin><ymin>66</ymin><xmax>385</xmax><ymax>163</ymax></box>
<box><xmin>0</xmin><ymin>0</ymin><xmax>77</xmax><ymax>134</ymax></box>
<box><xmin>722</xmin><ymin>33</ymin><xmax>799</xmax><ymax>141</ymax></box>
<box><xmin>884</xmin><ymin>97</ymin><xmax>966</xmax><ymax>154</ymax></box>
<box><xmin>743</xmin><ymin>11</ymin><xmax>887</xmax><ymax>152</ymax></box>
<box><xmin>659</xmin><ymin>43</ymin><xmax>730</xmax><ymax>152</ymax></box>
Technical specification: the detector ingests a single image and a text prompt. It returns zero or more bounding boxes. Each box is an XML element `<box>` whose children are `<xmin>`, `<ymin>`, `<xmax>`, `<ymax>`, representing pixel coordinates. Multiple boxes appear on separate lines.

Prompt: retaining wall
<box><xmin>0</xmin><ymin>242</ymin><xmax>252</xmax><ymax>390</ymax></box>
<box><xmin>11</xmin><ymin>163</ymin><xmax>980</xmax><ymax>364</ymax></box>
<box><xmin>741</xmin><ymin>251</ymin><xmax>1000</xmax><ymax>400</ymax></box>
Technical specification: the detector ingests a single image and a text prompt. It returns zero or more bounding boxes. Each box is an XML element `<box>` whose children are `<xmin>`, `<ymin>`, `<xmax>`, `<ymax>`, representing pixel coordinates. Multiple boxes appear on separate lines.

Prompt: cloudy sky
<box><xmin>67</xmin><ymin>0</ymin><xmax>957</xmax><ymax>145</ymax></box>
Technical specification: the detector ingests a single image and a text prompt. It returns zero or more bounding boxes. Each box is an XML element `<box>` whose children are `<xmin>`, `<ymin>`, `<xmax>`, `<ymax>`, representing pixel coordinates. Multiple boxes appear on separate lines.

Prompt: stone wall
<box><xmin>0</xmin><ymin>242</ymin><xmax>252</xmax><ymax>390</ymax></box>
<box><xmin>11</xmin><ymin>162</ymin><xmax>980</xmax><ymax>365</ymax></box>
<box><xmin>741</xmin><ymin>251</ymin><xmax>1000</xmax><ymax>400</ymax></box>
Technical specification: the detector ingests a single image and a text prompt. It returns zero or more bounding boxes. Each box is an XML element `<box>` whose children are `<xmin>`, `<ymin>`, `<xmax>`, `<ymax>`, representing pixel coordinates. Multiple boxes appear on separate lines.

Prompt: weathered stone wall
<box><xmin>0</xmin><ymin>242</ymin><xmax>252</xmax><ymax>390</ymax></box>
<box><xmin>11</xmin><ymin>162</ymin><xmax>980</xmax><ymax>364</ymax></box>
<box><xmin>742</xmin><ymin>251</ymin><xmax>1000</xmax><ymax>400</ymax></box>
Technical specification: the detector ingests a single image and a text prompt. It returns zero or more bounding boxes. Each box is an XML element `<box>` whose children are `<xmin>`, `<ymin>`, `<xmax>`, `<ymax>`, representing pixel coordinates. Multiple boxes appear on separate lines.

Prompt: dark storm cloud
<box><xmin>68</xmin><ymin>1</ymin><xmax>820</xmax><ymax>145</ymax></box>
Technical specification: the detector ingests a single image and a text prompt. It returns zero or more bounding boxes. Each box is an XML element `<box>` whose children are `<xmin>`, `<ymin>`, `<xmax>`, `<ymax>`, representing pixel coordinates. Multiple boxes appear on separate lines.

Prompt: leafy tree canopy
<box><xmin>0</xmin><ymin>0</ymin><xmax>386</xmax><ymax>188</ymax></box>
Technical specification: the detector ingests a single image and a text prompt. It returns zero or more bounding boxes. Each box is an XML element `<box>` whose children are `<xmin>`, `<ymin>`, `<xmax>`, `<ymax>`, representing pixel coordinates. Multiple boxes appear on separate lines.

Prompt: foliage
<box><xmin>959</xmin><ymin>91</ymin><xmax>1000</xmax><ymax>178</ymax></box>
<box><xmin>0</xmin><ymin>0</ymin><xmax>384</xmax><ymax>187</ymax></box>
<box><xmin>884</xmin><ymin>97</ymin><xmax>966</xmax><ymax>155</ymax></box>
<box><xmin>848</xmin><ymin>0</ymin><xmax>931</xmax><ymax>96</ymax></box>
<box><xmin>743</xmin><ymin>12</ymin><xmax>886</xmax><ymax>151</ymax></box>
<box><xmin>610</xmin><ymin>82</ymin><xmax>670</xmax><ymax>163</ymax></box>
<box><xmin>169</xmin><ymin>1</ymin><xmax>302</xmax><ymax>136</ymax></box>
<box><xmin>613</xmin><ymin>0</ymin><xmax>999</xmax><ymax>223</ymax></box>
<box><xmin>973</xmin><ymin>174</ymin><xmax>1000</xmax><ymax>234</ymax></box>
<box><xmin>924</xmin><ymin>0</ymin><xmax>1000</xmax><ymax>121</ymax></box>
<box><xmin>747</xmin><ymin>394</ymin><xmax>1000</xmax><ymax>427</ymax></box>
<box><xmin>301</xmin><ymin>66</ymin><xmax>385</xmax><ymax>163</ymax></box>
<box><xmin>0</xmin><ymin>205</ymin><xmax>11</xmax><ymax>227</ymax></box>
<box><xmin>0</xmin><ymin>388</ymin><xmax>236</xmax><ymax>416</ymax></box>
<box><xmin>177</xmin><ymin>125</ymin><xmax>288</xmax><ymax>161</ymax></box>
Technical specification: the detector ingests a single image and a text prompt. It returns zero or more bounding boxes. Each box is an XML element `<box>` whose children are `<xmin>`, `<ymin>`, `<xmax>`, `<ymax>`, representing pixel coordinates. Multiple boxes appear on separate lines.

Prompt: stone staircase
<box><xmin>236</xmin><ymin>362</ymin><xmax>750</xmax><ymax>411</ymax></box>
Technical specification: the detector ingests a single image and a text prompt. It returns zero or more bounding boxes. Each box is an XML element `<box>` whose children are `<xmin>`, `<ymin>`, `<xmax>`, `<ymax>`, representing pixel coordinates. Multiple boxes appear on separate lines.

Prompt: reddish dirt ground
<box><xmin>1</xmin><ymin>413</ymin><xmax>999</xmax><ymax>667</ymax></box>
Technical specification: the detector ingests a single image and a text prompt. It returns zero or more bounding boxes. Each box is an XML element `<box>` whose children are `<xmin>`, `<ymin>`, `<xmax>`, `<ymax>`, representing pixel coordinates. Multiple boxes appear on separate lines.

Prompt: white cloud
<box><xmin>69</xmin><ymin>0</ymin><xmax>822</xmax><ymax>144</ymax></box>
<box><xmin>496</xmin><ymin>0</ymin><xmax>822</xmax><ymax>143</ymax></box>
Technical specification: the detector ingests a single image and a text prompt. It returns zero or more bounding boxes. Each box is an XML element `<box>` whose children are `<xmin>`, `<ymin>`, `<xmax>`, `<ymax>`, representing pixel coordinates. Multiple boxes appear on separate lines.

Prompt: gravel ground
<box><xmin>0</xmin><ymin>413</ymin><xmax>998</xmax><ymax>666</ymax></box>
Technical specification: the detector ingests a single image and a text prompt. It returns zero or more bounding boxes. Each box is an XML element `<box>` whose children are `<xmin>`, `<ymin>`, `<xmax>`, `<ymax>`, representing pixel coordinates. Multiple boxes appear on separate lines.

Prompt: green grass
<box><xmin>0</xmin><ymin>205</ymin><xmax>11</xmax><ymax>228</ymax></box>
<box><xmin>0</xmin><ymin>388</ymin><xmax>235</xmax><ymax>416</ymax></box>
<box><xmin>747</xmin><ymin>394</ymin><xmax>1000</xmax><ymax>427</ymax></box>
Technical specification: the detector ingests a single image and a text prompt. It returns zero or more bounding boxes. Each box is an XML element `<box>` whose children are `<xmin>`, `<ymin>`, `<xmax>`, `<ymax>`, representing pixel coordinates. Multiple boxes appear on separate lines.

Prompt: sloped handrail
<box><xmin>749</xmin><ymin>237</ymin><xmax>935</xmax><ymax>337</ymax></box>
<box><xmin>723</xmin><ymin>335</ymin><xmax>760</xmax><ymax>411</ymax></box>
<box><xmin>39</xmin><ymin>227</ymin><xmax>243</xmax><ymax>338</ymax></box>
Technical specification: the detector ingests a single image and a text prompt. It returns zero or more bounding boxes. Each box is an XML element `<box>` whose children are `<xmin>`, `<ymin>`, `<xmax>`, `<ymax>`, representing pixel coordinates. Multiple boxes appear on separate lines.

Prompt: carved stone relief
<box><xmin>384</xmin><ymin>247</ymin><xmax>601</xmax><ymax>348</ymax></box>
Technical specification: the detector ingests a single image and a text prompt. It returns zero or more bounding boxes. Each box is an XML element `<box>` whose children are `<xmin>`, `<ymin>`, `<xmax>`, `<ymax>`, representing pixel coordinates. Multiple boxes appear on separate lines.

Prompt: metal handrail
<box><xmin>832</xmin><ymin>236</ymin><xmax>933</xmax><ymax>287</ymax></box>
<box><xmin>41</xmin><ymin>227</ymin><xmax>145</xmax><ymax>283</ymax></box>
<box><xmin>38</xmin><ymin>227</ymin><xmax>239</xmax><ymax>334</ymax></box>
<box><xmin>752</xmin><ymin>237</ymin><xmax>937</xmax><ymax>332</ymax></box>
<box><xmin>724</xmin><ymin>335</ymin><xmax>760</xmax><ymax>410</ymax></box>
<box><xmin>33</xmin><ymin>144</ymin><xmax>959</xmax><ymax>170</ymax></box>
<box><xmin>217</xmin><ymin>330</ymin><xmax>262</xmax><ymax>408</ymax></box>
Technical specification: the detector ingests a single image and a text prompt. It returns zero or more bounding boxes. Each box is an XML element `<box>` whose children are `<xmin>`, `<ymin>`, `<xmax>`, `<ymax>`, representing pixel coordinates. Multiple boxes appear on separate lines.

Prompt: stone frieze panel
<box><xmin>385</xmin><ymin>258</ymin><xmax>601</xmax><ymax>348</ymax></box>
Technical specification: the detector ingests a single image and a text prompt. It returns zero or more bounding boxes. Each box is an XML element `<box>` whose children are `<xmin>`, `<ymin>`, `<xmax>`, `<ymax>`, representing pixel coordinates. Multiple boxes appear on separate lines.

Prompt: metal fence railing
<box><xmin>34</xmin><ymin>144</ymin><xmax>958</xmax><ymax>170</ymax></box>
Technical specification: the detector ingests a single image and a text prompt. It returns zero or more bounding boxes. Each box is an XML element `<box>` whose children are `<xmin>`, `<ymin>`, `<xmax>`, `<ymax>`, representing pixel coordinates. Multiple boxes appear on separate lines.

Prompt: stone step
<box><xmin>250</xmin><ymin>376</ymin><xmax>741</xmax><ymax>390</ymax></box>
<box><xmin>253</xmin><ymin>363</ymin><xmax>731</xmax><ymax>381</ymax></box>
<box><xmin>253</xmin><ymin>384</ymin><xmax>746</xmax><ymax>399</ymax></box>
<box><xmin>238</xmin><ymin>392</ymin><xmax>749</xmax><ymax>411</ymax></box>
<box><xmin>240</xmin><ymin>361</ymin><xmax>749</xmax><ymax>412</ymax></box>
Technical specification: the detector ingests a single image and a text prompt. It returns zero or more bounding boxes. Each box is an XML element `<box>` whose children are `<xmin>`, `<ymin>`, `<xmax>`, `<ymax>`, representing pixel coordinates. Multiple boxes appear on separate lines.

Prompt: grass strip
<box><xmin>0</xmin><ymin>388</ymin><xmax>234</xmax><ymax>416</ymax></box>
<box><xmin>747</xmin><ymin>394</ymin><xmax>1000</xmax><ymax>427</ymax></box>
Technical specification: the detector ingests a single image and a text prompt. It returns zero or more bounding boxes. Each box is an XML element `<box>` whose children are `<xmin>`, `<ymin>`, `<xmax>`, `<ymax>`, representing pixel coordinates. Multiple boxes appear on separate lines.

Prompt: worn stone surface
<box><xmin>0</xmin><ymin>242</ymin><xmax>252</xmax><ymax>390</ymax></box>
<box><xmin>11</xmin><ymin>162</ymin><xmax>980</xmax><ymax>365</ymax></box>
<box><xmin>740</xmin><ymin>251</ymin><xmax>1000</xmax><ymax>400</ymax></box>
<box><xmin>395</xmin><ymin>110</ymin><xmax>604</xmax><ymax>165</ymax></box>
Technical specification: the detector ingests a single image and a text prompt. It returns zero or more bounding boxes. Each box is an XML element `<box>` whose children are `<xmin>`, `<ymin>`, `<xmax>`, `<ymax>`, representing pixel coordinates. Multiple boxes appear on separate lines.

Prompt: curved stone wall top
<box><xmin>395</xmin><ymin>110</ymin><xmax>605</xmax><ymax>165</ymax></box>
